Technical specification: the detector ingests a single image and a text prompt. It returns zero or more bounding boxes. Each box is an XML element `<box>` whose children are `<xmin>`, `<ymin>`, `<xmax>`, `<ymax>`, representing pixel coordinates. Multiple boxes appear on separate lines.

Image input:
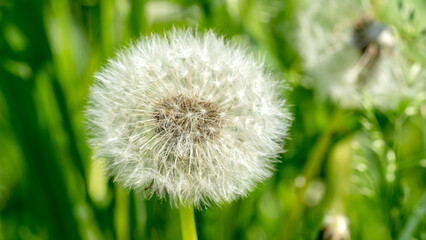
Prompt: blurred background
<box><xmin>0</xmin><ymin>0</ymin><xmax>425</xmax><ymax>239</ymax></box>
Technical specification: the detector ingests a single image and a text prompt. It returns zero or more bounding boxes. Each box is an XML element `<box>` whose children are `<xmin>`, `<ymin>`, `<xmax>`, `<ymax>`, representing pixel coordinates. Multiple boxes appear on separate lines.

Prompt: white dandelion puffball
<box><xmin>85</xmin><ymin>29</ymin><xmax>290</xmax><ymax>208</ymax></box>
<box><xmin>297</xmin><ymin>0</ymin><xmax>425</xmax><ymax>110</ymax></box>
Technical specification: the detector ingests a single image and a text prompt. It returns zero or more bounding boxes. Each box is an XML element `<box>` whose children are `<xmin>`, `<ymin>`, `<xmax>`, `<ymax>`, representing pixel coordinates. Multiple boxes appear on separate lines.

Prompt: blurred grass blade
<box><xmin>398</xmin><ymin>191</ymin><xmax>426</xmax><ymax>240</ymax></box>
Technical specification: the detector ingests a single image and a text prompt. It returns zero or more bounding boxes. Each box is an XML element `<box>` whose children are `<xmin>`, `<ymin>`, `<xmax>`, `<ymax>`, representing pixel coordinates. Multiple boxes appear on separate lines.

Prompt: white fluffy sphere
<box><xmin>85</xmin><ymin>29</ymin><xmax>290</xmax><ymax>208</ymax></box>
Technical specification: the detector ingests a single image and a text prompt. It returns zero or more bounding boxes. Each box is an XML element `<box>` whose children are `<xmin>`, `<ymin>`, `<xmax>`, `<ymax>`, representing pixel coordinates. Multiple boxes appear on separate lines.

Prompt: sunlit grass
<box><xmin>0</xmin><ymin>0</ymin><xmax>425</xmax><ymax>239</ymax></box>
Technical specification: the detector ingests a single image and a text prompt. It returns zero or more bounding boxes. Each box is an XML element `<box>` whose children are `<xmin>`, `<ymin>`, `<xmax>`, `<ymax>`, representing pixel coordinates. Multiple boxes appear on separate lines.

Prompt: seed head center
<box><xmin>352</xmin><ymin>17</ymin><xmax>389</xmax><ymax>53</ymax></box>
<box><xmin>153</xmin><ymin>94</ymin><xmax>222</xmax><ymax>142</ymax></box>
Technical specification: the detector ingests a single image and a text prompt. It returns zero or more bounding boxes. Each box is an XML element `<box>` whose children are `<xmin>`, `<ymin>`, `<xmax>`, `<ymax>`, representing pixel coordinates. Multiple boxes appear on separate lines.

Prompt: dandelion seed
<box><xmin>85</xmin><ymin>28</ymin><xmax>290</xmax><ymax>208</ymax></box>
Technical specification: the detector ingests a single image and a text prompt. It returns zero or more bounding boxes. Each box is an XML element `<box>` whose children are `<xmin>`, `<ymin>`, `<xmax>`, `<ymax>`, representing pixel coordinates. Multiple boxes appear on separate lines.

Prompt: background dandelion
<box><xmin>296</xmin><ymin>0</ymin><xmax>425</xmax><ymax>110</ymax></box>
<box><xmin>0</xmin><ymin>0</ymin><xmax>425</xmax><ymax>239</ymax></box>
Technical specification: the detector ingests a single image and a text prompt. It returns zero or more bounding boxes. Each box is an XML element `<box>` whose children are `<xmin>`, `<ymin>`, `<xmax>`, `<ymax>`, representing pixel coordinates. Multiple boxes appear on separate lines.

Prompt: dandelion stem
<box><xmin>179</xmin><ymin>204</ymin><xmax>198</xmax><ymax>240</ymax></box>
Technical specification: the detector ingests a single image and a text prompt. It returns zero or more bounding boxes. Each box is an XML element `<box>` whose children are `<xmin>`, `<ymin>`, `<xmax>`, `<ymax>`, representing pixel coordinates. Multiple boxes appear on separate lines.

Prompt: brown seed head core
<box><xmin>351</xmin><ymin>16</ymin><xmax>392</xmax><ymax>84</ymax></box>
<box><xmin>153</xmin><ymin>94</ymin><xmax>223</xmax><ymax>143</ymax></box>
<box><xmin>353</xmin><ymin>16</ymin><xmax>373</xmax><ymax>53</ymax></box>
<box><xmin>352</xmin><ymin>16</ymin><xmax>388</xmax><ymax>53</ymax></box>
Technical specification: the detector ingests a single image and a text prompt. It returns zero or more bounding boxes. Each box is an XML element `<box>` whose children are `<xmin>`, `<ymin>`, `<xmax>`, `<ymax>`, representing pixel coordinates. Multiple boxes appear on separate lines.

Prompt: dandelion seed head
<box><xmin>297</xmin><ymin>0</ymin><xmax>424</xmax><ymax>111</ymax></box>
<box><xmin>85</xmin><ymin>28</ymin><xmax>290</xmax><ymax>208</ymax></box>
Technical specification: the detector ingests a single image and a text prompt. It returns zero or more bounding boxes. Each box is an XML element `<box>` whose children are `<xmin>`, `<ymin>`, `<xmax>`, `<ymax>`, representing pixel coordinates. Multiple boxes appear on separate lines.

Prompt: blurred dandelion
<box><xmin>85</xmin><ymin>28</ymin><xmax>290</xmax><ymax>209</ymax></box>
<box><xmin>297</xmin><ymin>0</ymin><xmax>425</xmax><ymax>110</ymax></box>
<box><xmin>321</xmin><ymin>214</ymin><xmax>351</xmax><ymax>240</ymax></box>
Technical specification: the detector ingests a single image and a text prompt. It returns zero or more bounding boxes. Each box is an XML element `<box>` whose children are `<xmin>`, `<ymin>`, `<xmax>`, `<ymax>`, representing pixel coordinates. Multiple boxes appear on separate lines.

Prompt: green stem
<box><xmin>281</xmin><ymin>108</ymin><xmax>344</xmax><ymax>240</ymax></box>
<box><xmin>303</xmin><ymin>108</ymin><xmax>343</xmax><ymax>179</ymax></box>
<box><xmin>179</xmin><ymin>204</ymin><xmax>198</xmax><ymax>240</ymax></box>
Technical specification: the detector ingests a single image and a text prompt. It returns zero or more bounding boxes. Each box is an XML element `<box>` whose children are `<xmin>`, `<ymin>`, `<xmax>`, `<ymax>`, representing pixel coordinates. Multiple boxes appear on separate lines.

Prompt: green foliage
<box><xmin>0</xmin><ymin>0</ymin><xmax>425</xmax><ymax>239</ymax></box>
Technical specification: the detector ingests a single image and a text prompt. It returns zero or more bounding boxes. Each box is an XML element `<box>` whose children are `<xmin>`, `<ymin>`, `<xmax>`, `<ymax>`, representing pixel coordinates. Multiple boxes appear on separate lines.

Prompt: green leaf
<box><xmin>399</xmin><ymin>191</ymin><xmax>426</xmax><ymax>240</ymax></box>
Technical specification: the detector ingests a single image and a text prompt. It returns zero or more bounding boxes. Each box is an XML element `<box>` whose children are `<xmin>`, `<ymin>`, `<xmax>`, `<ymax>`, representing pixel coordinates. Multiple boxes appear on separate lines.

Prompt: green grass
<box><xmin>0</xmin><ymin>0</ymin><xmax>425</xmax><ymax>239</ymax></box>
